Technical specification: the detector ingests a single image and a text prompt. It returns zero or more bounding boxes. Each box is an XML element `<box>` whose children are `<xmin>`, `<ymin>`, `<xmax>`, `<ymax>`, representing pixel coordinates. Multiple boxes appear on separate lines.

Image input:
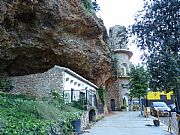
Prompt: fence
<box><xmin>144</xmin><ymin>107</ymin><xmax>180</xmax><ymax>134</ymax></box>
<box><xmin>158</xmin><ymin>112</ymin><xmax>178</xmax><ymax>134</ymax></box>
<box><xmin>172</xmin><ymin>113</ymin><xmax>179</xmax><ymax>134</ymax></box>
<box><xmin>63</xmin><ymin>89</ymin><xmax>97</xmax><ymax>109</ymax></box>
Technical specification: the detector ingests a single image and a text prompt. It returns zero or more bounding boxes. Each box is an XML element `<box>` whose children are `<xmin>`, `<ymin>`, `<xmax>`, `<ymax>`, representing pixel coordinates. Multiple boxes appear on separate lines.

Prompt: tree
<box><xmin>131</xmin><ymin>0</ymin><xmax>180</xmax><ymax>111</ymax></box>
<box><xmin>92</xmin><ymin>0</ymin><xmax>100</xmax><ymax>12</ymax></box>
<box><xmin>82</xmin><ymin>0</ymin><xmax>100</xmax><ymax>12</ymax></box>
<box><xmin>129</xmin><ymin>65</ymin><xmax>149</xmax><ymax>114</ymax></box>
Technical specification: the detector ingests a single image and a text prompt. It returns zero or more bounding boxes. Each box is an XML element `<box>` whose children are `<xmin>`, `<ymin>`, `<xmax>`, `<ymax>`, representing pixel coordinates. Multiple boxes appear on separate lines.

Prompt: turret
<box><xmin>109</xmin><ymin>25</ymin><xmax>132</xmax><ymax>78</ymax></box>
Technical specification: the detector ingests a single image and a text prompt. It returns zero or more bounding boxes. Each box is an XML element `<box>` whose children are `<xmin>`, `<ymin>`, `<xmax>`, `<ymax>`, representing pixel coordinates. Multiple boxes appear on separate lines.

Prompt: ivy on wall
<box><xmin>98</xmin><ymin>86</ymin><xmax>105</xmax><ymax>105</ymax></box>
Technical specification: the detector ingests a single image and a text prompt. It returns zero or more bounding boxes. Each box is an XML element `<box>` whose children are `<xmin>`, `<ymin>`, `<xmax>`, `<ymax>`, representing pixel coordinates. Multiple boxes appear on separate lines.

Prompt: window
<box><xmin>121</xmin><ymin>63</ymin><xmax>129</xmax><ymax>76</ymax></box>
<box><xmin>71</xmin><ymin>88</ymin><xmax>74</xmax><ymax>101</ymax></box>
<box><xmin>121</xmin><ymin>68</ymin><xmax>125</xmax><ymax>76</ymax></box>
<box><xmin>64</xmin><ymin>92</ymin><xmax>70</xmax><ymax>103</ymax></box>
<box><xmin>94</xmin><ymin>94</ymin><xmax>97</xmax><ymax>107</ymax></box>
<box><xmin>80</xmin><ymin>92</ymin><xmax>85</xmax><ymax>101</ymax></box>
<box><xmin>74</xmin><ymin>82</ymin><xmax>77</xmax><ymax>85</ymax></box>
<box><xmin>88</xmin><ymin>94</ymin><xmax>92</xmax><ymax>106</ymax></box>
<box><xmin>70</xmin><ymin>80</ymin><xmax>74</xmax><ymax>83</ymax></box>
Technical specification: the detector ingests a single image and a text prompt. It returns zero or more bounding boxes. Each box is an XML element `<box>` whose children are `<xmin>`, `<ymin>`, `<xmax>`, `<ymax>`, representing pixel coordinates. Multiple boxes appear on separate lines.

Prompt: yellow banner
<box><xmin>146</xmin><ymin>91</ymin><xmax>173</xmax><ymax>100</ymax></box>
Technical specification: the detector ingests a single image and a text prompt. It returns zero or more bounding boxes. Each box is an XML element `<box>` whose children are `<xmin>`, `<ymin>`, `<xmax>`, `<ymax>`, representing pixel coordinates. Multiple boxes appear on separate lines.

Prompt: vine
<box><xmin>98</xmin><ymin>86</ymin><xmax>105</xmax><ymax>105</ymax></box>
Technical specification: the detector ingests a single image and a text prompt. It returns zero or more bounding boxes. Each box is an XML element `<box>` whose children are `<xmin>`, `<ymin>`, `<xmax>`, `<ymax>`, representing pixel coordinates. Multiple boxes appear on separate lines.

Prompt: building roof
<box><xmin>113</xmin><ymin>49</ymin><xmax>133</xmax><ymax>59</ymax></box>
<box><xmin>53</xmin><ymin>65</ymin><xmax>98</xmax><ymax>89</ymax></box>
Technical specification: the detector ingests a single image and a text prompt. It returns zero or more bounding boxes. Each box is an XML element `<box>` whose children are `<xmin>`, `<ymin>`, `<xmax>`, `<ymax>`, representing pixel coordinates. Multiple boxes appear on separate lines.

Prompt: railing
<box><xmin>172</xmin><ymin>113</ymin><xmax>179</xmax><ymax>134</ymax></box>
<box><xmin>176</xmin><ymin>114</ymin><xmax>180</xmax><ymax>135</ymax></box>
<box><xmin>144</xmin><ymin>107</ymin><xmax>179</xmax><ymax>134</ymax></box>
<box><xmin>63</xmin><ymin>89</ymin><xmax>97</xmax><ymax>110</ymax></box>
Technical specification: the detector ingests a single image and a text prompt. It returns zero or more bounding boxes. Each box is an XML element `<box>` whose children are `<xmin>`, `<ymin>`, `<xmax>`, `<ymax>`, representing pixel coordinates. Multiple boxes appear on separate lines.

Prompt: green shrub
<box><xmin>98</xmin><ymin>86</ymin><xmax>105</xmax><ymax>105</ymax></box>
<box><xmin>81</xmin><ymin>0</ymin><xmax>93</xmax><ymax>12</ymax></box>
<box><xmin>81</xmin><ymin>0</ymin><xmax>100</xmax><ymax>12</ymax></box>
<box><xmin>0</xmin><ymin>91</ymin><xmax>83</xmax><ymax>134</ymax></box>
<box><xmin>0</xmin><ymin>78</ymin><xmax>13</xmax><ymax>92</ymax></box>
<box><xmin>70</xmin><ymin>100</ymin><xmax>87</xmax><ymax>110</ymax></box>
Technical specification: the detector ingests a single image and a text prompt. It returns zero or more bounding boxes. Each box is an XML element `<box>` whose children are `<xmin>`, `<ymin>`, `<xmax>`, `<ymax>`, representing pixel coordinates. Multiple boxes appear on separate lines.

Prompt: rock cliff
<box><xmin>0</xmin><ymin>0</ymin><xmax>112</xmax><ymax>86</ymax></box>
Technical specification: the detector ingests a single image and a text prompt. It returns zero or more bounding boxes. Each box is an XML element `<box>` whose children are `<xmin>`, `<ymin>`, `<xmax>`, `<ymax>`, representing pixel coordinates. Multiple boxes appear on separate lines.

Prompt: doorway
<box><xmin>89</xmin><ymin>109</ymin><xmax>96</xmax><ymax>123</ymax></box>
<box><xmin>111</xmin><ymin>99</ymin><xmax>115</xmax><ymax>111</ymax></box>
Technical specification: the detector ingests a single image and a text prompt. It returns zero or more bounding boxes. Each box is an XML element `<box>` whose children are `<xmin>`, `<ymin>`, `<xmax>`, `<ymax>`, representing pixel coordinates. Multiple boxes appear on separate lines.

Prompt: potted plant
<box><xmin>72</xmin><ymin>119</ymin><xmax>81</xmax><ymax>135</ymax></box>
<box><xmin>153</xmin><ymin>119</ymin><xmax>160</xmax><ymax>126</ymax></box>
<box><xmin>121</xmin><ymin>106</ymin><xmax>126</xmax><ymax>111</ymax></box>
<box><xmin>71</xmin><ymin>112</ymin><xmax>82</xmax><ymax>135</ymax></box>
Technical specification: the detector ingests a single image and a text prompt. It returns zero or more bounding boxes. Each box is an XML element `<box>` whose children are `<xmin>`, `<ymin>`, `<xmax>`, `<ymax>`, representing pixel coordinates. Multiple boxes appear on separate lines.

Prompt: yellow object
<box><xmin>146</xmin><ymin>91</ymin><xmax>173</xmax><ymax>100</ymax></box>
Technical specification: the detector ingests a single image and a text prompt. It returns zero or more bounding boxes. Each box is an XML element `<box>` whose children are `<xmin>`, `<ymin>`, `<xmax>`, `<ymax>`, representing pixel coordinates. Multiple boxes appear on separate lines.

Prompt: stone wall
<box><xmin>10</xmin><ymin>67</ymin><xmax>64</xmax><ymax>98</ymax></box>
<box><xmin>106</xmin><ymin>25</ymin><xmax>132</xmax><ymax>112</ymax></box>
<box><xmin>109</xmin><ymin>25</ymin><xmax>128</xmax><ymax>50</ymax></box>
<box><xmin>106</xmin><ymin>79</ymin><xmax>122</xmax><ymax>111</ymax></box>
<box><xmin>119</xmin><ymin>79</ymin><xmax>130</xmax><ymax>97</ymax></box>
<box><xmin>81</xmin><ymin>107</ymin><xmax>98</xmax><ymax>130</ymax></box>
<box><xmin>115</xmin><ymin>53</ymin><xmax>131</xmax><ymax>76</ymax></box>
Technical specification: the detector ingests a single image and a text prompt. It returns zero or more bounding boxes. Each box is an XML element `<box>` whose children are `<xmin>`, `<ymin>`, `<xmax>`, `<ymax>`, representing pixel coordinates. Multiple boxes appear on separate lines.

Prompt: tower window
<box><xmin>121</xmin><ymin>68</ymin><xmax>125</xmax><ymax>76</ymax></box>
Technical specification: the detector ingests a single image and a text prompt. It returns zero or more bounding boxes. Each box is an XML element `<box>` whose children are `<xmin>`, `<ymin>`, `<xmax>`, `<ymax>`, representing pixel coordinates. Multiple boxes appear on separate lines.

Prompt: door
<box><xmin>111</xmin><ymin>99</ymin><xmax>115</xmax><ymax>111</ymax></box>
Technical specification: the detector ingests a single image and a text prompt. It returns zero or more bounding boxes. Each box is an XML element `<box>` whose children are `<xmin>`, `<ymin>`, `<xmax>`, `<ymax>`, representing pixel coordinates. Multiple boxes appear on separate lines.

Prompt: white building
<box><xmin>59</xmin><ymin>66</ymin><xmax>98</xmax><ymax>107</ymax></box>
<box><xmin>10</xmin><ymin>65</ymin><xmax>98</xmax><ymax>108</ymax></box>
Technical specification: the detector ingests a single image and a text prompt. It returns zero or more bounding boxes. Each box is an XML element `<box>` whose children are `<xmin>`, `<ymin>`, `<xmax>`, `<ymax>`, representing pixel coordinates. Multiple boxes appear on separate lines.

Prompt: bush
<box><xmin>81</xmin><ymin>0</ymin><xmax>93</xmax><ymax>12</ymax></box>
<box><xmin>0</xmin><ymin>78</ymin><xmax>13</xmax><ymax>92</ymax></box>
<box><xmin>121</xmin><ymin>106</ymin><xmax>126</xmax><ymax>109</ymax></box>
<box><xmin>0</xmin><ymin>91</ymin><xmax>83</xmax><ymax>134</ymax></box>
<box><xmin>70</xmin><ymin>100</ymin><xmax>87</xmax><ymax>110</ymax></box>
<box><xmin>81</xmin><ymin>0</ymin><xmax>100</xmax><ymax>12</ymax></box>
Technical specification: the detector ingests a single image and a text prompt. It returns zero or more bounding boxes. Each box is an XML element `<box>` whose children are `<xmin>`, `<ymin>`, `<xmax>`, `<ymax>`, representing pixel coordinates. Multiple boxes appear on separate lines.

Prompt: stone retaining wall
<box><xmin>10</xmin><ymin>67</ymin><xmax>64</xmax><ymax>98</ymax></box>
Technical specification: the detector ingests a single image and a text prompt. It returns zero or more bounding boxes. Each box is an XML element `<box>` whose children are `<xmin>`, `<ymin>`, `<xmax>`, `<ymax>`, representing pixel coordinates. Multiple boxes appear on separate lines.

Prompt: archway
<box><xmin>110</xmin><ymin>99</ymin><xmax>115</xmax><ymax>111</ymax></box>
<box><xmin>89</xmin><ymin>109</ymin><xmax>96</xmax><ymax>123</ymax></box>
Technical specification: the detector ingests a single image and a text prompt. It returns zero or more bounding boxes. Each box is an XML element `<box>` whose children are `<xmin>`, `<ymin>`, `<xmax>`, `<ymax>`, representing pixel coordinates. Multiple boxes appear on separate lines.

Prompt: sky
<box><xmin>96</xmin><ymin>0</ymin><xmax>144</xmax><ymax>65</ymax></box>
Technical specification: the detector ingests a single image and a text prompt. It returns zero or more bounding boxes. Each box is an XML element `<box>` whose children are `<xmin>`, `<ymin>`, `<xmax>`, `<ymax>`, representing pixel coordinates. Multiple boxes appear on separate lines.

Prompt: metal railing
<box><xmin>63</xmin><ymin>89</ymin><xmax>97</xmax><ymax>110</ymax></box>
<box><xmin>171</xmin><ymin>113</ymin><xmax>179</xmax><ymax>134</ymax></box>
<box><xmin>144</xmin><ymin>107</ymin><xmax>179</xmax><ymax>134</ymax></box>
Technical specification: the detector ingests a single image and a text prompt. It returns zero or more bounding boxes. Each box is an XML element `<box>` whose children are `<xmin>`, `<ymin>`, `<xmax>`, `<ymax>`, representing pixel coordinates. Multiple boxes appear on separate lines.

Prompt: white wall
<box><xmin>63</xmin><ymin>72</ymin><xmax>96</xmax><ymax>106</ymax></box>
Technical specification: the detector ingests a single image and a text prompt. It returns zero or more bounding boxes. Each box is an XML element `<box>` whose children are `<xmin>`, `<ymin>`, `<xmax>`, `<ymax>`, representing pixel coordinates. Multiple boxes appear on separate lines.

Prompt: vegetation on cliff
<box><xmin>82</xmin><ymin>0</ymin><xmax>100</xmax><ymax>12</ymax></box>
<box><xmin>98</xmin><ymin>86</ymin><xmax>106</xmax><ymax>105</ymax></box>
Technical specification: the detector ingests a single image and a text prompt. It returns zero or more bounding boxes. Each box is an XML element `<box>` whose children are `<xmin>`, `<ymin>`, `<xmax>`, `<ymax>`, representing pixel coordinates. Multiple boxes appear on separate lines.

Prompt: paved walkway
<box><xmin>83</xmin><ymin>111</ymin><xmax>176</xmax><ymax>135</ymax></box>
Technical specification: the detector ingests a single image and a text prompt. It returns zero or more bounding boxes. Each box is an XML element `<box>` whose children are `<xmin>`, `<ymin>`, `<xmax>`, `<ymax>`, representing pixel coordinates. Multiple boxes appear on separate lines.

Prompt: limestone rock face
<box><xmin>0</xmin><ymin>0</ymin><xmax>112</xmax><ymax>86</ymax></box>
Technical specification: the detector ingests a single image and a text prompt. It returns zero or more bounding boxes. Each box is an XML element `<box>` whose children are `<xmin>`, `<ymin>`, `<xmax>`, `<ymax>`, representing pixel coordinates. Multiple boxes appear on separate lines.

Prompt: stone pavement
<box><xmin>83</xmin><ymin>111</ymin><xmax>176</xmax><ymax>135</ymax></box>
